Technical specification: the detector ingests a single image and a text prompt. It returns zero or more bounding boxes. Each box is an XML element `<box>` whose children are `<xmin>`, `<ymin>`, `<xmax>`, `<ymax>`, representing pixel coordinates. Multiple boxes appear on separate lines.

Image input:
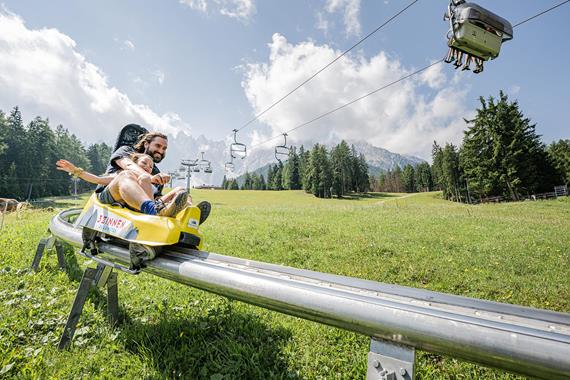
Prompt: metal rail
<box><xmin>48</xmin><ymin>208</ymin><xmax>570</xmax><ymax>379</ymax></box>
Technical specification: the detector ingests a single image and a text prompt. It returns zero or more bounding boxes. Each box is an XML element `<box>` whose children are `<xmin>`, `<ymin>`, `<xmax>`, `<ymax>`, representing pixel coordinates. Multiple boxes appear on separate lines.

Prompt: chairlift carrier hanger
<box><xmin>230</xmin><ymin>129</ymin><xmax>247</xmax><ymax>159</ymax></box>
<box><xmin>199</xmin><ymin>152</ymin><xmax>211</xmax><ymax>170</ymax></box>
<box><xmin>275</xmin><ymin>133</ymin><xmax>291</xmax><ymax>163</ymax></box>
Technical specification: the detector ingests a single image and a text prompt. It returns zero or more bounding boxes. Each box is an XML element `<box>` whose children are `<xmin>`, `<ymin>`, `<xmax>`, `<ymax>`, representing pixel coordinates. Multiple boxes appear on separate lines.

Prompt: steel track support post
<box><xmin>58</xmin><ymin>266</ymin><xmax>100</xmax><ymax>350</ymax></box>
<box><xmin>94</xmin><ymin>263</ymin><xmax>120</xmax><ymax>325</ymax></box>
<box><xmin>58</xmin><ymin>263</ymin><xmax>120</xmax><ymax>349</ymax></box>
<box><xmin>106</xmin><ymin>272</ymin><xmax>119</xmax><ymax>326</ymax></box>
<box><xmin>366</xmin><ymin>338</ymin><xmax>415</xmax><ymax>380</ymax></box>
<box><xmin>31</xmin><ymin>238</ymin><xmax>47</xmax><ymax>272</ymax></box>
<box><xmin>55</xmin><ymin>240</ymin><xmax>66</xmax><ymax>270</ymax></box>
<box><xmin>31</xmin><ymin>236</ymin><xmax>60</xmax><ymax>272</ymax></box>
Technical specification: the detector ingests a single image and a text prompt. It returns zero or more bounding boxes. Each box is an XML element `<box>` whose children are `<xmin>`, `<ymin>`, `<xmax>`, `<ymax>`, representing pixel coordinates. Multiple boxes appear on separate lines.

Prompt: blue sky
<box><xmin>0</xmin><ymin>0</ymin><xmax>568</xmax><ymax>160</ymax></box>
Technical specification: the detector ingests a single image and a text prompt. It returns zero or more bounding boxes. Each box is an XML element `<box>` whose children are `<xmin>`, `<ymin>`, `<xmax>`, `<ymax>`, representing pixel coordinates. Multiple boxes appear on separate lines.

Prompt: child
<box><xmin>56</xmin><ymin>153</ymin><xmax>189</xmax><ymax>217</ymax></box>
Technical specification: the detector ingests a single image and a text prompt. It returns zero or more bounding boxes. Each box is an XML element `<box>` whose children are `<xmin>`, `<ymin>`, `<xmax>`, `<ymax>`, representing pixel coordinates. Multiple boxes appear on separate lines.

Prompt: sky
<box><xmin>0</xmin><ymin>0</ymin><xmax>568</xmax><ymax>161</ymax></box>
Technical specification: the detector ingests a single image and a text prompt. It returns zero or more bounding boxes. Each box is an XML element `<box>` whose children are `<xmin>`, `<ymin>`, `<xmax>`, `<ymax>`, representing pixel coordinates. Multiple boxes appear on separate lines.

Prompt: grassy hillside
<box><xmin>1</xmin><ymin>191</ymin><xmax>568</xmax><ymax>379</ymax></box>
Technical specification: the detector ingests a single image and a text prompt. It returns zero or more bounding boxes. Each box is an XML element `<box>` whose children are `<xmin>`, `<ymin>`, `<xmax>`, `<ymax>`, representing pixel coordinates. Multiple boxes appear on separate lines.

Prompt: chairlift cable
<box><xmin>250</xmin><ymin>59</ymin><xmax>443</xmax><ymax>149</ymax></box>
<box><xmin>513</xmin><ymin>0</ymin><xmax>569</xmax><ymax>28</ymax></box>
<box><xmin>233</xmin><ymin>0</ymin><xmax>421</xmax><ymax>134</ymax></box>
<box><xmin>247</xmin><ymin>1</ymin><xmax>567</xmax><ymax>150</ymax></box>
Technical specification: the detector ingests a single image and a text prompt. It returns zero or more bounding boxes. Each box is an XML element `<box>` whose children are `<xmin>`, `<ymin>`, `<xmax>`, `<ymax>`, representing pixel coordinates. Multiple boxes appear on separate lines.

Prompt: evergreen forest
<box><xmin>0</xmin><ymin>107</ymin><xmax>112</xmax><ymax>200</ymax></box>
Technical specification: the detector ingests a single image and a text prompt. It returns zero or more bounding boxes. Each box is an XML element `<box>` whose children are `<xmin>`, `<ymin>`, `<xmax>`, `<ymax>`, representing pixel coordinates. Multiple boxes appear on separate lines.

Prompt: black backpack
<box><xmin>113</xmin><ymin>124</ymin><xmax>149</xmax><ymax>152</ymax></box>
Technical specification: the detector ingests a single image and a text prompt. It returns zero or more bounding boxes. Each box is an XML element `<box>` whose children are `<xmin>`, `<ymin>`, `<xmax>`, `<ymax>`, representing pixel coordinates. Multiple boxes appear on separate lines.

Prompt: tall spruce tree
<box><xmin>547</xmin><ymin>139</ymin><xmax>570</xmax><ymax>185</ymax></box>
<box><xmin>299</xmin><ymin>145</ymin><xmax>310</xmax><ymax>192</ymax></box>
<box><xmin>442</xmin><ymin>143</ymin><xmax>463</xmax><ymax>202</ymax></box>
<box><xmin>286</xmin><ymin>147</ymin><xmax>301</xmax><ymax>190</ymax></box>
<box><xmin>461</xmin><ymin>92</ymin><xmax>558</xmax><ymax>200</ymax></box>
<box><xmin>431</xmin><ymin>141</ymin><xmax>444</xmax><ymax>191</ymax></box>
<box><xmin>356</xmin><ymin>153</ymin><xmax>370</xmax><ymax>192</ymax></box>
<box><xmin>415</xmin><ymin>162</ymin><xmax>433</xmax><ymax>192</ymax></box>
<box><xmin>402</xmin><ymin>164</ymin><xmax>415</xmax><ymax>193</ymax></box>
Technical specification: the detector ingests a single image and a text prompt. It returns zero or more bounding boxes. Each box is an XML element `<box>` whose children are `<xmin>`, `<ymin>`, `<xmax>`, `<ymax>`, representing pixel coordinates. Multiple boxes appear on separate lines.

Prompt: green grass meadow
<box><xmin>1</xmin><ymin>190</ymin><xmax>569</xmax><ymax>379</ymax></box>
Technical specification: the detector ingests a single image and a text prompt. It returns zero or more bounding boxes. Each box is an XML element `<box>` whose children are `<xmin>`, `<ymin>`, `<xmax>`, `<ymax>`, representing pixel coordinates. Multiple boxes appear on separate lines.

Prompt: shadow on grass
<box><xmin>334</xmin><ymin>192</ymin><xmax>403</xmax><ymax>201</ymax></box>
<box><xmin>122</xmin><ymin>301</ymin><xmax>298</xmax><ymax>379</ymax></box>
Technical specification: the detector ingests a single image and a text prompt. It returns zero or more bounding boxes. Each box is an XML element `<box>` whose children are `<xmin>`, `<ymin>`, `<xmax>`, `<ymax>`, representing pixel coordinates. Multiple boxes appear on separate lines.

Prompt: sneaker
<box><xmin>153</xmin><ymin>199</ymin><xmax>166</xmax><ymax>214</ymax></box>
<box><xmin>196</xmin><ymin>201</ymin><xmax>211</xmax><ymax>225</ymax></box>
<box><xmin>158</xmin><ymin>191</ymin><xmax>189</xmax><ymax>217</ymax></box>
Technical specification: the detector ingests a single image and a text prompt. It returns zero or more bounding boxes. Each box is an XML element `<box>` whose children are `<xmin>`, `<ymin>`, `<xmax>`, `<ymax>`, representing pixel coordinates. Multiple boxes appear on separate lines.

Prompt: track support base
<box><xmin>366</xmin><ymin>338</ymin><xmax>415</xmax><ymax>380</ymax></box>
<box><xmin>58</xmin><ymin>263</ymin><xmax>119</xmax><ymax>349</ymax></box>
<box><xmin>31</xmin><ymin>235</ymin><xmax>65</xmax><ymax>272</ymax></box>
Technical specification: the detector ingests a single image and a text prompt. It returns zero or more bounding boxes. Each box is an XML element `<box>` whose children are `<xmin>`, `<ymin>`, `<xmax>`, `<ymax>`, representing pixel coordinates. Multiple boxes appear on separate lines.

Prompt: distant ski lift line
<box><xmin>247</xmin><ymin>0</ymin><xmax>569</xmax><ymax>151</ymax></box>
<box><xmin>231</xmin><ymin>0</ymin><xmax>421</xmax><ymax>136</ymax></box>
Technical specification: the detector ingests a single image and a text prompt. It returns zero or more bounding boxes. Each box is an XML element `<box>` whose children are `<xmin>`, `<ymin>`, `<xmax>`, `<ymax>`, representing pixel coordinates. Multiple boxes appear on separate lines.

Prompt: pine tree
<box><xmin>242</xmin><ymin>172</ymin><xmax>252</xmax><ymax>190</ymax></box>
<box><xmin>87</xmin><ymin>143</ymin><xmax>112</xmax><ymax>175</ymax></box>
<box><xmin>547</xmin><ymin>139</ymin><xmax>570</xmax><ymax>184</ymax></box>
<box><xmin>442</xmin><ymin>143</ymin><xmax>463</xmax><ymax>202</ymax></box>
<box><xmin>356</xmin><ymin>153</ymin><xmax>370</xmax><ymax>192</ymax></box>
<box><xmin>3</xmin><ymin>107</ymin><xmax>27</xmax><ymax>197</ymax></box>
<box><xmin>272</xmin><ymin>162</ymin><xmax>283</xmax><ymax>190</ymax></box>
<box><xmin>259</xmin><ymin>174</ymin><xmax>267</xmax><ymax>190</ymax></box>
<box><xmin>461</xmin><ymin>91</ymin><xmax>558</xmax><ymax>200</ymax></box>
<box><xmin>402</xmin><ymin>164</ymin><xmax>415</xmax><ymax>193</ymax></box>
<box><xmin>266</xmin><ymin>165</ymin><xmax>275</xmax><ymax>190</ymax></box>
<box><xmin>286</xmin><ymin>147</ymin><xmax>301</xmax><ymax>190</ymax></box>
<box><xmin>415</xmin><ymin>162</ymin><xmax>433</xmax><ymax>192</ymax></box>
<box><xmin>299</xmin><ymin>146</ymin><xmax>311</xmax><ymax>193</ymax></box>
<box><xmin>431</xmin><ymin>142</ymin><xmax>443</xmax><ymax>191</ymax></box>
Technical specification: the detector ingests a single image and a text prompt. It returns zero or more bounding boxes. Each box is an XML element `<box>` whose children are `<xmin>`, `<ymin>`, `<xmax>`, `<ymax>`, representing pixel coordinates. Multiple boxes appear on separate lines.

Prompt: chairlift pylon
<box><xmin>444</xmin><ymin>0</ymin><xmax>513</xmax><ymax>73</ymax></box>
<box><xmin>230</xmin><ymin>129</ymin><xmax>247</xmax><ymax>159</ymax></box>
<box><xmin>275</xmin><ymin>133</ymin><xmax>291</xmax><ymax>163</ymax></box>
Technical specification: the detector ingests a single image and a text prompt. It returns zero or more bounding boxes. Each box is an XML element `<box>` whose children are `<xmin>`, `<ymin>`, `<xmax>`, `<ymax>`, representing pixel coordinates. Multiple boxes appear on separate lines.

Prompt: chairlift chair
<box><xmin>224</xmin><ymin>155</ymin><xmax>235</xmax><ymax>172</ymax></box>
<box><xmin>199</xmin><ymin>152</ymin><xmax>211</xmax><ymax>171</ymax></box>
<box><xmin>275</xmin><ymin>133</ymin><xmax>291</xmax><ymax>163</ymax></box>
<box><xmin>230</xmin><ymin>129</ymin><xmax>247</xmax><ymax>159</ymax></box>
<box><xmin>444</xmin><ymin>0</ymin><xmax>513</xmax><ymax>73</ymax></box>
<box><xmin>204</xmin><ymin>163</ymin><xmax>213</xmax><ymax>174</ymax></box>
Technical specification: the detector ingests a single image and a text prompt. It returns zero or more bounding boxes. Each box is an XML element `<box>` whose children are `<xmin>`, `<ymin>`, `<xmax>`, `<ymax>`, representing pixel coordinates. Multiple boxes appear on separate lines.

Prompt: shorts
<box><xmin>97</xmin><ymin>187</ymin><xmax>117</xmax><ymax>205</ymax></box>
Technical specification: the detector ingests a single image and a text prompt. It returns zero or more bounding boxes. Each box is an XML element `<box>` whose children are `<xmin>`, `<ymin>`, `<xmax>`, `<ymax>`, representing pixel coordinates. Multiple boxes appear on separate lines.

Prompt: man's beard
<box><xmin>144</xmin><ymin>147</ymin><xmax>164</xmax><ymax>163</ymax></box>
<box><xmin>152</xmin><ymin>153</ymin><xmax>163</xmax><ymax>163</ymax></box>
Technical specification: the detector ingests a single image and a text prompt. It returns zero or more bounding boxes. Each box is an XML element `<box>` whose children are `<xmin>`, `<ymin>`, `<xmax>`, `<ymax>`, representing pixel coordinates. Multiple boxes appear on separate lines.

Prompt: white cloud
<box><xmin>113</xmin><ymin>37</ymin><xmax>136</xmax><ymax>51</ymax></box>
<box><xmin>153</xmin><ymin>70</ymin><xmax>165</xmax><ymax>85</ymax></box>
<box><xmin>508</xmin><ymin>84</ymin><xmax>521</xmax><ymax>96</ymax></box>
<box><xmin>123</xmin><ymin>39</ymin><xmax>135</xmax><ymax>51</ymax></box>
<box><xmin>179</xmin><ymin>0</ymin><xmax>255</xmax><ymax>22</ymax></box>
<box><xmin>322</xmin><ymin>0</ymin><xmax>361</xmax><ymax>37</ymax></box>
<box><xmin>180</xmin><ymin>0</ymin><xmax>208</xmax><ymax>12</ymax></box>
<box><xmin>315</xmin><ymin>12</ymin><xmax>330</xmax><ymax>35</ymax></box>
<box><xmin>0</xmin><ymin>9</ymin><xmax>189</xmax><ymax>143</ymax></box>
<box><xmin>241</xmin><ymin>34</ymin><xmax>470</xmax><ymax>159</ymax></box>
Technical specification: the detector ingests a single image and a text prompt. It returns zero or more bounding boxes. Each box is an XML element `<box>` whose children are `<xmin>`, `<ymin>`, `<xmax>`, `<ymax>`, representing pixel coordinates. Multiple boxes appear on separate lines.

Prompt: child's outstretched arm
<box><xmin>56</xmin><ymin>159</ymin><xmax>114</xmax><ymax>185</ymax></box>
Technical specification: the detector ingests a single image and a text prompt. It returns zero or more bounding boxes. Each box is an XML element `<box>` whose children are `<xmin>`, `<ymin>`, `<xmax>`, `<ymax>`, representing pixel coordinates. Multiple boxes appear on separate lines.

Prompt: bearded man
<box><xmin>96</xmin><ymin>128</ymin><xmax>210</xmax><ymax>222</ymax></box>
